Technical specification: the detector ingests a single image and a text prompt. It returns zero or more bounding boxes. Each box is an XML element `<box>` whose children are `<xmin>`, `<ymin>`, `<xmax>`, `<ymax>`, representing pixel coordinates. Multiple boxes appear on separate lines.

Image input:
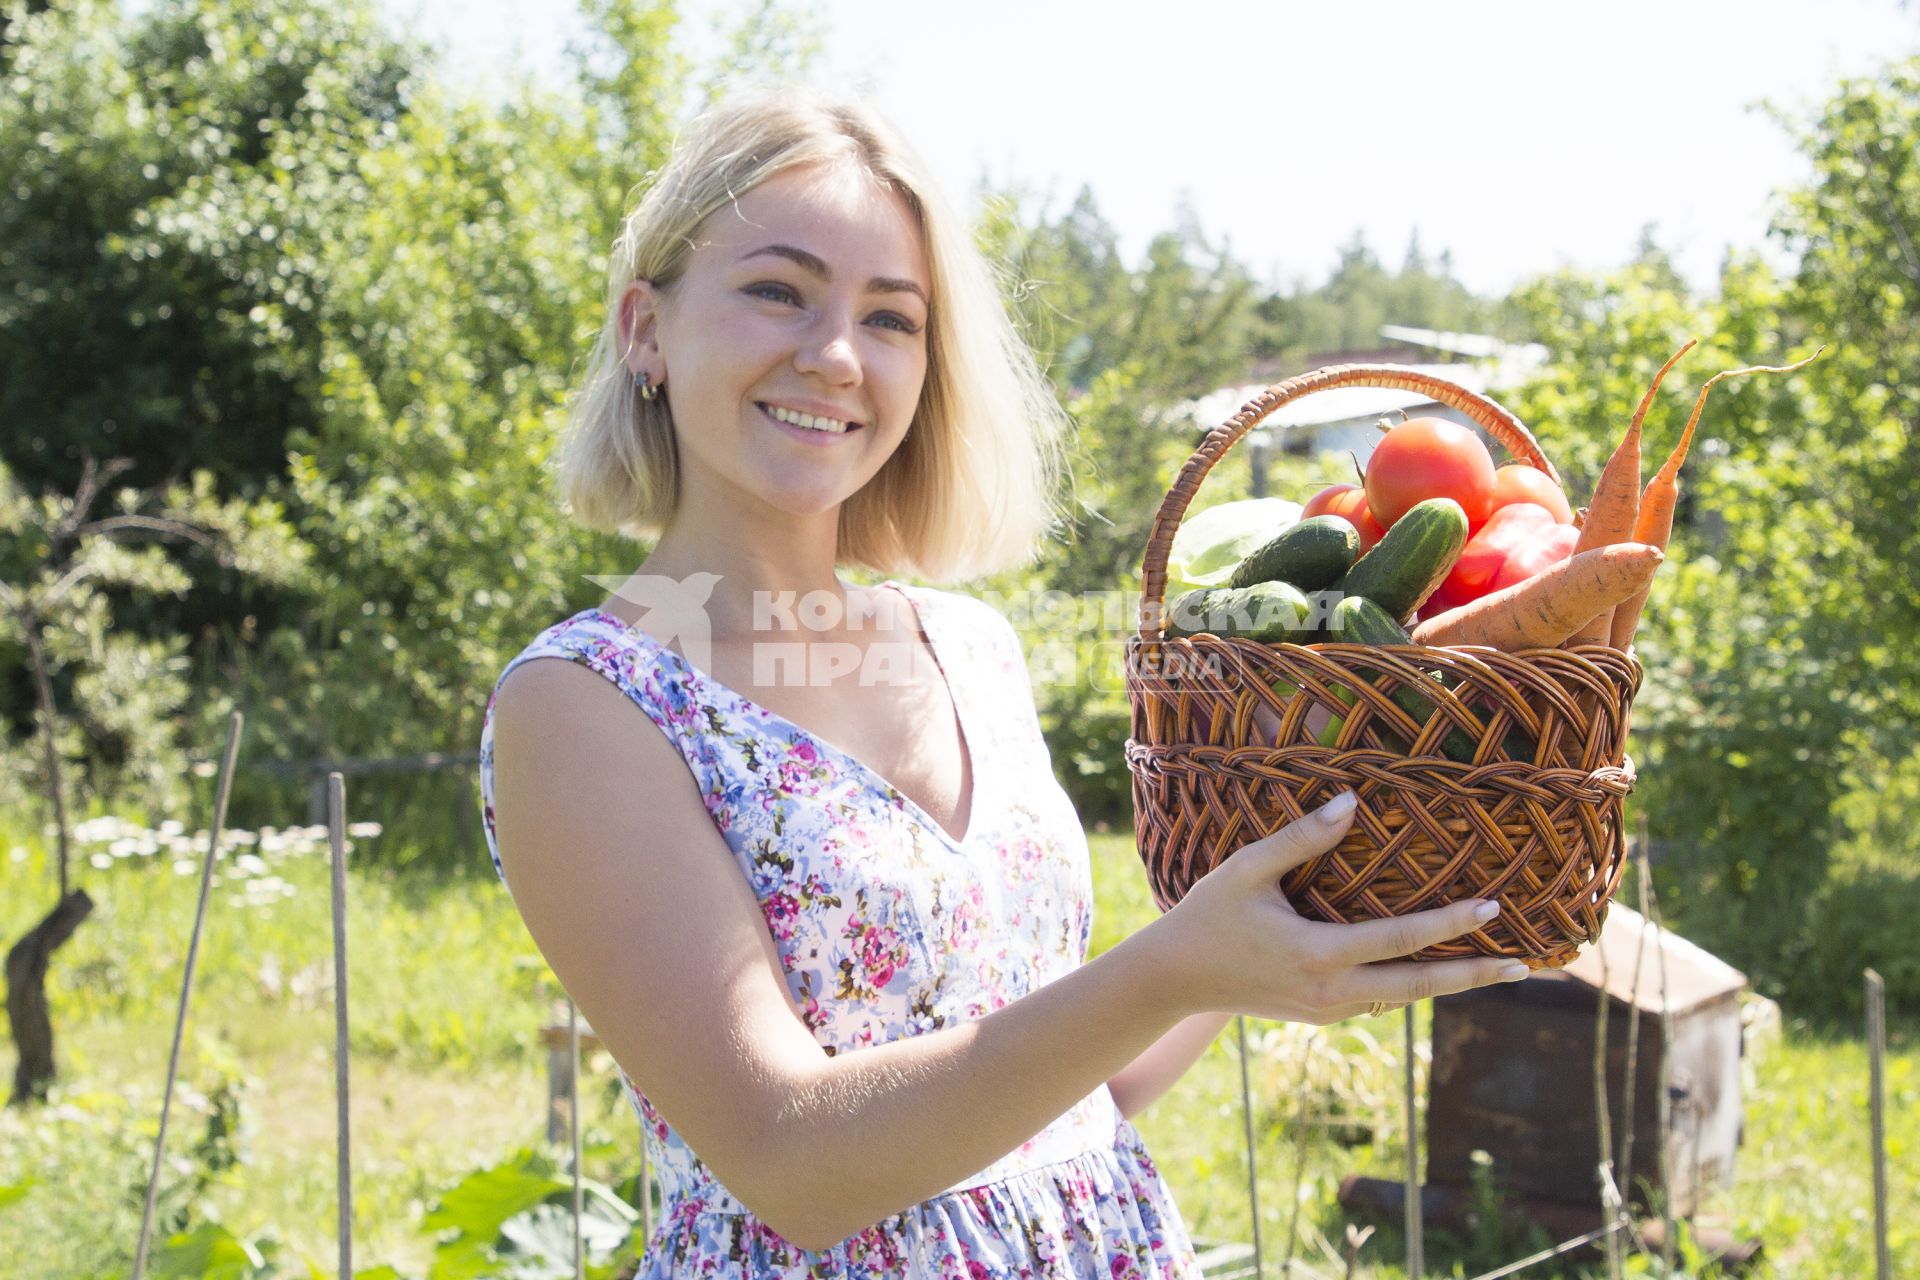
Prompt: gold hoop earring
<box><xmin>634</xmin><ymin>369</ymin><xmax>660</xmax><ymax>402</ymax></box>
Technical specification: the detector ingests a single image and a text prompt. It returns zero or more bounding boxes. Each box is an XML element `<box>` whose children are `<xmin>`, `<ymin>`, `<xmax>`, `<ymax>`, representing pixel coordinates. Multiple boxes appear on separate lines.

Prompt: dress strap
<box><xmin>478</xmin><ymin>610</ymin><xmax>715</xmax><ymax>886</ymax></box>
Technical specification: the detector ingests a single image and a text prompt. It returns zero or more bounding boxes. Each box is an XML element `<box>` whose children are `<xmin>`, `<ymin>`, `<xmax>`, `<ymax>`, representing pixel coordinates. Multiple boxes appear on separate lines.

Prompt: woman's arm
<box><xmin>494</xmin><ymin>659</ymin><xmax>1189</xmax><ymax>1246</ymax></box>
<box><xmin>765</xmin><ymin>919</ymin><xmax>1193</xmax><ymax>1247</ymax></box>
<box><xmin>1106</xmin><ymin>1012</ymin><xmax>1233</xmax><ymax>1121</ymax></box>
<box><xmin>491</xmin><ymin>660</ymin><xmax>1522</xmax><ymax>1253</ymax></box>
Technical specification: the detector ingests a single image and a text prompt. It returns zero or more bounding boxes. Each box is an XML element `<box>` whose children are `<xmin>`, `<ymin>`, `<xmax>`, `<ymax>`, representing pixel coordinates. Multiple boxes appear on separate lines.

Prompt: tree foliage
<box><xmin>0</xmin><ymin>454</ymin><xmax>307</xmax><ymax>855</ymax></box>
<box><xmin>1504</xmin><ymin>60</ymin><xmax>1920</xmax><ymax>1012</ymax></box>
<box><xmin>0</xmin><ymin>0</ymin><xmax>801</xmax><ymax>848</ymax></box>
<box><xmin>1256</xmin><ymin>230</ymin><xmax>1500</xmax><ymax>364</ymax></box>
<box><xmin>0</xmin><ymin>0</ymin><xmax>415</xmax><ymax>496</ymax></box>
<box><xmin>4</xmin><ymin>0</ymin><xmax>1917</xmax><ymax>1021</ymax></box>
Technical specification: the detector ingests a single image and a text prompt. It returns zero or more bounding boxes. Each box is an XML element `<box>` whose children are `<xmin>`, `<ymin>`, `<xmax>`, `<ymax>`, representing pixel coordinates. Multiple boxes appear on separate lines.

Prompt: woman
<box><xmin>479</xmin><ymin>91</ymin><xmax>1526</xmax><ymax>1277</ymax></box>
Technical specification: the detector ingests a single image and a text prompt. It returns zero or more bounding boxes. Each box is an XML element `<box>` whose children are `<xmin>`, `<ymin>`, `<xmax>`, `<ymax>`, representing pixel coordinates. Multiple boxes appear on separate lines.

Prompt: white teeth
<box><xmin>766</xmin><ymin>404</ymin><xmax>852</xmax><ymax>434</ymax></box>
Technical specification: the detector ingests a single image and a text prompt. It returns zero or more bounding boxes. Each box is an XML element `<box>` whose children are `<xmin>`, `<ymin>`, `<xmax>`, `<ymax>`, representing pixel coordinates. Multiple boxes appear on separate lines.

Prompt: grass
<box><xmin>0</xmin><ymin>807</ymin><xmax>1913</xmax><ymax>1278</ymax></box>
<box><xmin>0</xmin><ymin>810</ymin><xmax>621</xmax><ymax>1278</ymax></box>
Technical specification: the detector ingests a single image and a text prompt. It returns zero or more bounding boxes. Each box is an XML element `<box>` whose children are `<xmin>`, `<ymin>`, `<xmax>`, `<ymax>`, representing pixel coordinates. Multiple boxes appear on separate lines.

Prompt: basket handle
<box><xmin>1136</xmin><ymin>364</ymin><xmax>1561</xmax><ymax>640</ymax></box>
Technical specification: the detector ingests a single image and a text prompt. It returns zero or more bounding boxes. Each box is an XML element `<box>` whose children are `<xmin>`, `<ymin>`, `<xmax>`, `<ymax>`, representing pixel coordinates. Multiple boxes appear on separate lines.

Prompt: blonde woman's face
<box><xmin>633</xmin><ymin>162</ymin><xmax>931</xmax><ymax>522</ymax></box>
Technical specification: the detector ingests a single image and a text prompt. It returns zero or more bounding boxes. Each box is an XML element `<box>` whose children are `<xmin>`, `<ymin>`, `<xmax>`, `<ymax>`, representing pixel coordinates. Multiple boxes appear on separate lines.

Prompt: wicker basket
<box><xmin>1122</xmin><ymin>365</ymin><xmax>1642</xmax><ymax>969</ymax></box>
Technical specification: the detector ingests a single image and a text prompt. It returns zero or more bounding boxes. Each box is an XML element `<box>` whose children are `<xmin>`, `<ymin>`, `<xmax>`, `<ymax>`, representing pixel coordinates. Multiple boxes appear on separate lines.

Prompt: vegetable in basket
<box><xmin>1562</xmin><ymin>339</ymin><xmax>1695</xmax><ymax>645</ymax></box>
<box><xmin>1301</xmin><ymin>483</ymin><xmax>1385</xmax><ymax>553</ymax></box>
<box><xmin>1330</xmin><ymin>496</ymin><xmax>1469</xmax><ymax>624</ymax></box>
<box><xmin>1161</xmin><ymin>496</ymin><xmax>1302</xmax><ymax>600</ymax></box>
<box><xmin>1426</xmin><ymin>501</ymin><xmax>1574</xmax><ymax>618</ymax></box>
<box><xmin>1489</xmin><ymin>523</ymin><xmax>1578</xmax><ymax>592</ymax></box>
<box><xmin>1489</xmin><ymin>462</ymin><xmax>1573</xmax><ymax>524</ymax></box>
<box><xmin>1226</xmin><ymin>515</ymin><xmax>1360</xmax><ymax>591</ymax></box>
<box><xmin>1164</xmin><ymin>581</ymin><xmax>1323</xmax><ymax>643</ymax></box>
<box><xmin>1608</xmin><ymin>350</ymin><xmax>1823</xmax><ymax>651</ymax></box>
<box><xmin>1363</xmin><ymin>416</ymin><xmax>1497</xmax><ymax>528</ymax></box>
<box><xmin>1411</xmin><ymin>543</ymin><xmax>1663</xmax><ymax>650</ymax></box>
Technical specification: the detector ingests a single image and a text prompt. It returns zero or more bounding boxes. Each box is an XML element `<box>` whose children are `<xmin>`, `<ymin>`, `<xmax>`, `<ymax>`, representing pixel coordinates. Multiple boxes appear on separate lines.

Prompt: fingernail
<box><xmin>1498</xmin><ymin>963</ymin><xmax>1530</xmax><ymax>981</ymax></box>
<box><xmin>1473</xmin><ymin>900</ymin><xmax>1501</xmax><ymax>922</ymax></box>
<box><xmin>1319</xmin><ymin>790</ymin><xmax>1356</xmax><ymax>823</ymax></box>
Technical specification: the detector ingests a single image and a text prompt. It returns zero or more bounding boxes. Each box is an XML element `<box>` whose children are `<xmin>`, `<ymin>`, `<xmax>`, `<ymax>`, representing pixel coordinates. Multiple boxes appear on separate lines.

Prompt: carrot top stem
<box><xmin>1630</xmin><ymin>338</ymin><xmax>1699</xmax><ymax>440</ymax></box>
<box><xmin>1656</xmin><ymin>347</ymin><xmax>1828</xmax><ymax>486</ymax></box>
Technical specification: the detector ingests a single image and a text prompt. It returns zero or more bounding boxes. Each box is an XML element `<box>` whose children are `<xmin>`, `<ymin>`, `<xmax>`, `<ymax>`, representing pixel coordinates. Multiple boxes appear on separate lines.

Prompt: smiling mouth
<box><xmin>758</xmin><ymin>402</ymin><xmax>864</xmax><ymax>435</ymax></box>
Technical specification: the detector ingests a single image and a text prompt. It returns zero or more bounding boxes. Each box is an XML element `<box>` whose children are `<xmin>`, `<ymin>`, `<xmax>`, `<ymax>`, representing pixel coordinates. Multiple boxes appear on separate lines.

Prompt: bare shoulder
<box><xmin>486</xmin><ymin>653</ymin><xmax>825</xmax><ymax>1220</ymax></box>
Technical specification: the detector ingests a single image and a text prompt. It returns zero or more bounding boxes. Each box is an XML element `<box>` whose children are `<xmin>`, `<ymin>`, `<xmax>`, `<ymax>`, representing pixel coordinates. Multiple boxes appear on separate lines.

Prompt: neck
<box><xmin>632</xmin><ymin>515</ymin><xmax>871</xmax><ymax>641</ymax></box>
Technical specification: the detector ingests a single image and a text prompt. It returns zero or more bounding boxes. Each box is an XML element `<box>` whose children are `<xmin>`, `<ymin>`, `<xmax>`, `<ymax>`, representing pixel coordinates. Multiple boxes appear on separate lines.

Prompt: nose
<box><xmin>793</xmin><ymin>305</ymin><xmax>862</xmax><ymax>386</ymax></box>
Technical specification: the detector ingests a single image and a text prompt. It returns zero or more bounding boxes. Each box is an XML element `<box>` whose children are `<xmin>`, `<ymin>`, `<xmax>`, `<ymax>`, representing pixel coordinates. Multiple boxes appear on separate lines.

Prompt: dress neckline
<box><xmin>578</xmin><ymin>579</ymin><xmax>985</xmax><ymax>850</ymax></box>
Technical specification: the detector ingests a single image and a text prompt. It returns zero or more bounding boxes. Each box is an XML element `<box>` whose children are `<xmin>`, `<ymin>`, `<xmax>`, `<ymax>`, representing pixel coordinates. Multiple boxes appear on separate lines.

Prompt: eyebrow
<box><xmin>740</xmin><ymin>244</ymin><xmax>927</xmax><ymax>304</ymax></box>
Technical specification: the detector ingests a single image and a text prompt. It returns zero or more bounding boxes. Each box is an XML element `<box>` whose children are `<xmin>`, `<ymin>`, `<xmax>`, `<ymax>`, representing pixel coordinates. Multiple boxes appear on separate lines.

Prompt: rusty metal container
<box><xmin>1426</xmin><ymin>903</ymin><xmax>1748</xmax><ymax>1215</ymax></box>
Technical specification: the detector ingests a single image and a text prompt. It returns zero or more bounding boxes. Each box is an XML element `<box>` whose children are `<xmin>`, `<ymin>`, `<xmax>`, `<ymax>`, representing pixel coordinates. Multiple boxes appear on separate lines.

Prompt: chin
<box><xmin>759</xmin><ymin>484</ymin><xmax>864</xmax><ymax>519</ymax></box>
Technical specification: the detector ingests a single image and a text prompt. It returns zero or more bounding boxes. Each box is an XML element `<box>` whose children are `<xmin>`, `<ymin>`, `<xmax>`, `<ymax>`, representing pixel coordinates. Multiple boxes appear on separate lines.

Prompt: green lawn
<box><xmin>0</xmin><ymin>810</ymin><xmax>1912</xmax><ymax>1277</ymax></box>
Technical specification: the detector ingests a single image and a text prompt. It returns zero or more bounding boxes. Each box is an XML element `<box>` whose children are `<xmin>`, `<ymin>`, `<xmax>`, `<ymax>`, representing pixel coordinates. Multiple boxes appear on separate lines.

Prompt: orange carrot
<box><xmin>1609</xmin><ymin>348</ymin><xmax>1827</xmax><ymax>650</ymax></box>
<box><xmin>1566</xmin><ymin>339</ymin><xmax>1697</xmax><ymax>646</ymax></box>
<box><xmin>1411</xmin><ymin>544</ymin><xmax>1665</xmax><ymax>651</ymax></box>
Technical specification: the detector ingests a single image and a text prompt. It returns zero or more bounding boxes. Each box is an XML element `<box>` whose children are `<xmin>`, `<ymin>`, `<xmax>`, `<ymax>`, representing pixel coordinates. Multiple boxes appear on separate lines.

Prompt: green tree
<box><xmin>3</xmin><ymin>0</ymin><xmax>831</xmax><ymax>860</ymax></box>
<box><xmin>0</xmin><ymin>453</ymin><xmax>305</xmax><ymax>1102</ymax></box>
<box><xmin>1254</xmin><ymin>229</ymin><xmax>1497</xmax><ymax>365</ymax></box>
<box><xmin>0</xmin><ymin>0</ymin><xmax>425</xmax><ymax>819</ymax></box>
<box><xmin>971</xmin><ymin>188</ymin><xmax>1267</xmax><ymax>819</ymax></box>
<box><xmin>0</xmin><ymin>0</ymin><xmax>415</xmax><ymax>496</ymax></box>
<box><xmin>1503</xmin><ymin>62</ymin><xmax>1920</xmax><ymax>1012</ymax></box>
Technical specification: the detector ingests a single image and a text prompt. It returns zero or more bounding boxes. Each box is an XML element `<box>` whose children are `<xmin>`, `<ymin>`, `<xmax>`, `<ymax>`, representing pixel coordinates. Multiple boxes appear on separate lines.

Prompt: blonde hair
<box><xmin>556</xmin><ymin>91</ymin><xmax>1070</xmax><ymax>584</ymax></box>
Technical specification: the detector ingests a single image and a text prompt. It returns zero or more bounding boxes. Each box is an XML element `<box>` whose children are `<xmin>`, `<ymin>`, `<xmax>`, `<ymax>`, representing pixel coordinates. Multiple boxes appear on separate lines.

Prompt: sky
<box><xmin>380</xmin><ymin>0</ymin><xmax>1920</xmax><ymax>297</ymax></box>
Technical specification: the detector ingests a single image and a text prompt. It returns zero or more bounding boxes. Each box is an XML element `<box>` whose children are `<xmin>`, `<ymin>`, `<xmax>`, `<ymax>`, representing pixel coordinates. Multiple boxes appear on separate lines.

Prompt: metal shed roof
<box><xmin>1175</xmin><ymin>362</ymin><xmax>1503</xmax><ymax>433</ymax></box>
<box><xmin>1167</xmin><ymin>326</ymin><xmax>1550</xmax><ymax>435</ymax></box>
<box><xmin>1553</xmin><ymin>902</ymin><xmax>1749</xmax><ymax>1013</ymax></box>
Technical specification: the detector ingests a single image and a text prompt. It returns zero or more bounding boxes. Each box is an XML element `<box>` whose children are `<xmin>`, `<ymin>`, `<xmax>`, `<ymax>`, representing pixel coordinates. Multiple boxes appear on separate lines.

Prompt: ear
<box><xmin>617</xmin><ymin>279</ymin><xmax>667</xmax><ymax>386</ymax></box>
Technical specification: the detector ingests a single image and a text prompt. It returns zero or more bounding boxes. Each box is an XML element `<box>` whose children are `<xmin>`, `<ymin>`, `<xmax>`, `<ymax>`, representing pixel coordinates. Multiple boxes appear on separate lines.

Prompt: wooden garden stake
<box><xmin>329</xmin><ymin>774</ymin><xmax>354</xmax><ymax>1280</ymax></box>
<box><xmin>1402</xmin><ymin>1004</ymin><xmax>1422</xmax><ymax>1280</ymax></box>
<box><xmin>1641</xmin><ymin>841</ymin><xmax>1679</xmax><ymax>1276</ymax></box>
<box><xmin>1866</xmin><ymin>969</ymin><xmax>1890</xmax><ymax>1280</ymax></box>
<box><xmin>1618</xmin><ymin>816</ymin><xmax>1652</xmax><ymax>1217</ymax></box>
<box><xmin>570</xmin><ymin>998</ymin><xmax>585</xmax><ymax>1280</ymax></box>
<box><xmin>132</xmin><ymin>710</ymin><xmax>244</xmax><ymax>1280</ymax></box>
<box><xmin>1592</xmin><ymin>947</ymin><xmax>1623</xmax><ymax>1280</ymax></box>
<box><xmin>1281</xmin><ymin>1030</ymin><xmax>1319</xmax><ymax>1278</ymax></box>
<box><xmin>1234</xmin><ymin>1015</ymin><xmax>1264</xmax><ymax>1278</ymax></box>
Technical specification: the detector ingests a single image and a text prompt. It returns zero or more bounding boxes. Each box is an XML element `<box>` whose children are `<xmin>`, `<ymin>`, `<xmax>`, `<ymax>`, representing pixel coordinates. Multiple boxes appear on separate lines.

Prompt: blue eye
<box><xmin>747</xmin><ymin>282</ymin><xmax>920</xmax><ymax>335</ymax></box>
<box><xmin>747</xmin><ymin>282</ymin><xmax>800</xmax><ymax>305</ymax></box>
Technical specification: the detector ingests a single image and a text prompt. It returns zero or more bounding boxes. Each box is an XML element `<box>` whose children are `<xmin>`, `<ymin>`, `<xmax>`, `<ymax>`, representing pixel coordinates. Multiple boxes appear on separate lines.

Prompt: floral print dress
<box><xmin>478</xmin><ymin>580</ymin><xmax>1202</xmax><ymax>1279</ymax></box>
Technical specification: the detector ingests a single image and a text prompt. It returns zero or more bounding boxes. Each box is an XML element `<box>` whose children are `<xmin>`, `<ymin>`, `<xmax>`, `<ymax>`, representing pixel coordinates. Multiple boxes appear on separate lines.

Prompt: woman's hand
<box><xmin>1144</xmin><ymin>791</ymin><xmax>1527</xmax><ymax>1024</ymax></box>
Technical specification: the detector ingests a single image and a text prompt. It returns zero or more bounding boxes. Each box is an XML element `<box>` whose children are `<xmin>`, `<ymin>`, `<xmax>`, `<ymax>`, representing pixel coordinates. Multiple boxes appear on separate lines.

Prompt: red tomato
<box><xmin>1489</xmin><ymin>463</ymin><xmax>1574</xmax><ymax>525</ymax></box>
<box><xmin>1441</xmin><ymin>502</ymin><xmax>1558</xmax><ymax>601</ymax></box>
<box><xmin>1364</xmin><ymin>417</ymin><xmax>1496</xmax><ymax>527</ymax></box>
<box><xmin>1301</xmin><ymin>483</ymin><xmax>1386</xmax><ymax>553</ymax></box>
<box><xmin>1302</xmin><ymin>483</ymin><xmax>1357</xmax><ymax>520</ymax></box>
<box><xmin>1489</xmin><ymin>522</ymin><xmax>1579</xmax><ymax>591</ymax></box>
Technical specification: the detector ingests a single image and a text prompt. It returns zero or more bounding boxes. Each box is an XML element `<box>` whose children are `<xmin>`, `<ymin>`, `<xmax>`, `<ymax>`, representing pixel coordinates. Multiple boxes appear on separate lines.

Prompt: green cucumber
<box><xmin>1228</xmin><ymin>516</ymin><xmax>1361</xmax><ymax>592</ymax></box>
<box><xmin>1330</xmin><ymin>593</ymin><xmax>1418</xmax><ymax>646</ymax></box>
<box><xmin>1269</xmin><ymin>673</ymin><xmax>1356</xmax><ymax>748</ymax></box>
<box><xmin>1165</xmin><ymin>581</ymin><xmax>1322</xmax><ymax>643</ymax></box>
<box><xmin>1333</xmin><ymin>497</ymin><xmax>1470</xmax><ymax>622</ymax></box>
<box><xmin>1330</xmin><ymin>596</ymin><xmax>1476</xmax><ymax>760</ymax></box>
<box><xmin>1325</xmin><ymin>596</ymin><xmax>1542</xmax><ymax>762</ymax></box>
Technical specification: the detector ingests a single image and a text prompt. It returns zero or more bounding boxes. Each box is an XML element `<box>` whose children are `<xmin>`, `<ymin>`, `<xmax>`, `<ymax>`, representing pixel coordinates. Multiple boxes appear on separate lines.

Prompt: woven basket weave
<box><xmin>1122</xmin><ymin>365</ymin><xmax>1642</xmax><ymax>969</ymax></box>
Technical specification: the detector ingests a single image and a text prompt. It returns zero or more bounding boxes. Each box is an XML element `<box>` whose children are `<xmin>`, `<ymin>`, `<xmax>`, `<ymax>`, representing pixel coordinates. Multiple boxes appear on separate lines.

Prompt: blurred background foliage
<box><xmin>0</xmin><ymin>0</ymin><xmax>1915</xmax><ymax>1027</ymax></box>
